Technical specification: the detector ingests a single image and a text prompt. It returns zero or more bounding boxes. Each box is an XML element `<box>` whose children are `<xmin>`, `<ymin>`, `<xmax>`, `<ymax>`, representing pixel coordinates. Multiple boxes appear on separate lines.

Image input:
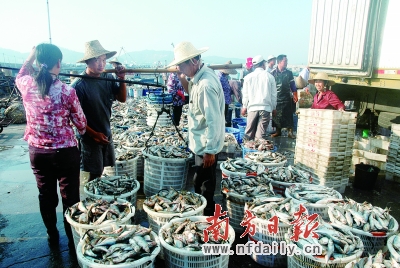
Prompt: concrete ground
<box><xmin>0</xmin><ymin>124</ymin><xmax>399</xmax><ymax>268</ymax></box>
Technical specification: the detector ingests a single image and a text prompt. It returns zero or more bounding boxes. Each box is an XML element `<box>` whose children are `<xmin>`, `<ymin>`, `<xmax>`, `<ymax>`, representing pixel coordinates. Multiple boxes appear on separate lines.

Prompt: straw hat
<box><xmin>166</xmin><ymin>41</ymin><xmax>208</xmax><ymax>67</ymax></box>
<box><xmin>109</xmin><ymin>57</ymin><xmax>121</xmax><ymax>65</ymax></box>
<box><xmin>308</xmin><ymin>72</ymin><xmax>335</xmax><ymax>86</ymax></box>
<box><xmin>266</xmin><ymin>55</ymin><xmax>276</xmax><ymax>62</ymax></box>
<box><xmin>77</xmin><ymin>40</ymin><xmax>117</xmax><ymax>63</ymax></box>
<box><xmin>221</xmin><ymin>60</ymin><xmax>238</xmax><ymax>75</ymax></box>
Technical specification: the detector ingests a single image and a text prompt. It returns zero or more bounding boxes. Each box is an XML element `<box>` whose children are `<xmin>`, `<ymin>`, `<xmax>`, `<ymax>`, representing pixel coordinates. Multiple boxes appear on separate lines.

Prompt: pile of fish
<box><xmin>286</xmin><ymin>184</ymin><xmax>341</xmax><ymax>203</ymax></box>
<box><xmin>243</xmin><ymin>138</ymin><xmax>274</xmax><ymax>151</ymax></box>
<box><xmin>81</xmin><ymin>225</ymin><xmax>158</xmax><ymax>265</ymax></box>
<box><xmin>143</xmin><ymin>188</ymin><xmax>203</xmax><ymax>213</ymax></box>
<box><xmin>66</xmin><ymin>197</ymin><xmax>132</xmax><ymax>225</ymax></box>
<box><xmin>328</xmin><ymin>198</ymin><xmax>397</xmax><ymax>234</ymax></box>
<box><xmin>221</xmin><ymin>158</ymin><xmax>266</xmax><ymax>174</ymax></box>
<box><xmin>345</xmin><ymin>250</ymin><xmax>399</xmax><ymax>268</ymax></box>
<box><xmin>224</xmin><ymin>133</ymin><xmax>238</xmax><ymax>144</ymax></box>
<box><xmin>287</xmin><ymin>221</ymin><xmax>363</xmax><ymax>264</ymax></box>
<box><xmin>389</xmin><ymin>234</ymin><xmax>400</xmax><ymax>264</ymax></box>
<box><xmin>113</xmin><ymin>131</ymin><xmax>146</xmax><ymax>149</ymax></box>
<box><xmin>245</xmin><ymin>151</ymin><xmax>287</xmax><ymax>164</ymax></box>
<box><xmin>221</xmin><ymin>175</ymin><xmax>275</xmax><ymax>197</ymax></box>
<box><xmin>263</xmin><ymin>165</ymin><xmax>313</xmax><ymax>184</ymax></box>
<box><xmin>247</xmin><ymin>197</ymin><xmax>297</xmax><ymax>224</ymax></box>
<box><xmin>160</xmin><ymin>218</ymin><xmax>231</xmax><ymax>250</ymax></box>
<box><xmin>85</xmin><ymin>175</ymin><xmax>138</xmax><ymax>196</ymax></box>
<box><xmin>143</xmin><ymin>144</ymin><xmax>191</xmax><ymax>158</ymax></box>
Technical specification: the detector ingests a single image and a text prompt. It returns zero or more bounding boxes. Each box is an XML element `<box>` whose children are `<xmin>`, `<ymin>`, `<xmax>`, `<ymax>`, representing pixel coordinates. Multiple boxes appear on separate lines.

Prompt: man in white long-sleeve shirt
<box><xmin>167</xmin><ymin>41</ymin><xmax>225</xmax><ymax>216</ymax></box>
<box><xmin>241</xmin><ymin>55</ymin><xmax>277</xmax><ymax>140</ymax></box>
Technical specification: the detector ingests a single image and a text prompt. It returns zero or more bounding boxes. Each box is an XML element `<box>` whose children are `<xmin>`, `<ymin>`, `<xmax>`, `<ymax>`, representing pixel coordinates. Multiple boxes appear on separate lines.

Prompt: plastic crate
<box><xmin>142</xmin><ymin>193</ymin><xmax>207</xmax><ymax>234</ymax></box>
<box><xmin>159</xmin><ymin>216</ymin><xmax>235</xmax><ymax>268</ymax></box>
<box><xmin>103</xmin><ymin>156</ymin><xmax>139</xmax><ymax>179</ymax></box>
<box><xmin>65</xmin><ymin>197</ymin><xmax>135</xmax><ymax>249</ymax></box>
<box><xmin>248</xmin><ymin>218</ymin><xmax>290</xmax><ymax>267</ymax></box>
<box><xmin>84</xmin><ymin>176</ymin><xmax>140</xmax><ymax>206</ymax></box>
<box><xmin>287</xmin><ymin>241</ymin><xmax>363</xmax><ymax>268</ymax></box>
<box><xmin>77</xmin><ymin>228</ymin><xmax>159</xmax><ymax>268</ymax></box>
<box><xmin>142</xmin><ymin>151</ymin><xmax>191</xmax><ymax>197</ymax></box>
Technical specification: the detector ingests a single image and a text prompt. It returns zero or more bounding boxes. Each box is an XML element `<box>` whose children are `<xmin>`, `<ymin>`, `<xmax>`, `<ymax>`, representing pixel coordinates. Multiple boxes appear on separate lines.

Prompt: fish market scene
<box><xmin>2</xmin><ymin>0</ymin><xmax>400</xmax><ymax>267</ymax></box>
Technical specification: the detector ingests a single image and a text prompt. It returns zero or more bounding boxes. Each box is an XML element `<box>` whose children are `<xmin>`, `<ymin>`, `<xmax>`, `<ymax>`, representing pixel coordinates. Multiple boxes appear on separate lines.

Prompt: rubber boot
<box><xmin>271</xmin><ymin>127</ymin><xmax>281</xmax><ymax>137</ymax></box>
<box><xmin>41</xmin><ymin>211</ymin><xmax>59</xmax><ymax>247</ymax></box>
<box><xmin>288</xmin><ymin>128</ymin><xmax>296</xmax><ymax>139</ymax></box>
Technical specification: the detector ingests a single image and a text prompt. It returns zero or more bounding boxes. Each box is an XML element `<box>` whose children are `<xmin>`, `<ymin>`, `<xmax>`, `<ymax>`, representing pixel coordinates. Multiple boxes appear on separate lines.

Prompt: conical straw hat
<box><xmin>166</xmin><ymin>41</ymin><xmax>208</xmax><ymax>67</ymax></box>
<box><xmin>221</xmin><ymin>61</ymin><xmax>238</xmax><ymax>75</ymax></box>
<box><xmin>77</xmin><ymin>40</ymin><xmax>116</xmax><ymax>63</ymax></box>
<box><xmin>308</xmin><ymin>72</ymin><xmax>335</xmax><ymax>86</ymax></box>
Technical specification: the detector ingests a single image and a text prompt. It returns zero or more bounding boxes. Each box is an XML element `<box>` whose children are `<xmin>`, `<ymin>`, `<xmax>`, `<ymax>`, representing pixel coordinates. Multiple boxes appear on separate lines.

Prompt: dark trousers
<box><xmin>193</xmin><ymin>154</ymin><xmax>219</xmax><ymax>216</ymax></box>
<box><xmin>29</xmin><ymin>145</ymin><xmax>80</xmax><ymax>242</ymax></box>
<box><xmin>224</xmin><ymin>104</ymin><xmax>232</xmax><ymax>127</ymax></box>
<box><xmin>172</xmin><ymin>105</ymin><xmax>183</xmax><ymax>126</ymax></box>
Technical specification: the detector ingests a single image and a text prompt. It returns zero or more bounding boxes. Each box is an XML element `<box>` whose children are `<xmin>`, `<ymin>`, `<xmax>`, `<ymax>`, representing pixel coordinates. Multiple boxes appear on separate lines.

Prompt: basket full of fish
<box><xmin>245</xmin><ymin>197</ymin><xmax>299</xmax><ymax>267</ymax></box>
<box><xmin>142</xmin><ymin>145</ymin><xmax>192</xmax><ymax>197</ymax></box>
<box><xmin>244</xmin><ymin>151</ymin><xmax>287</xmax><ymax>167</ymax></box>
<box><xmin>220</xmin><ymin>158</ymin><xmax>266</xmax><ymax>178</ymax></box>
<box><xmin>345</xmin><ymin>250</ymin><xmax>399</xmax><ymax>268</ymax></box>
<box><xmin>84</xmin><ymin>174</ymin><xmax>140</xmax><ymax>206</ymax></box>
<box><xmin>387</xmin><ymin>234</ymin><xmax>400</xmax><ymax>264</ymax></box>
<box><xmin>65</xmin><ymin>197</ymin><xmax>135</xmax><ymax>249</ymax></box>
<box><xmin>328</xmin><ymin>198</ymin><xmax>398</xmax><ymax>255</ymax></box>
<box><xmin>286</xmin><ymin>221</ymin><xmax>364</xmax><ymax>267</ymax></box>
<box><xmin>103</xmin><ymin>151</ymin><xmax>139</xmax><ymax>179</ymax></box>
<box><xmin>142</xmin><ymin>188</ymin><xmax>207</xmax><ymax>234</ymax></box>
<box><xmin>221</xmin><ymin>174</ymin><xmax>276</xmax><ymax>232</ymax></box>
<box><xmin>77</xmin><ymin>224</ymin><xmax>160</xmax><ymax>268</ymax></box>
<box><xmin>159</xmin><ymin>216</ymin><xmax>235</xmax><ymax>268</ymax></box>
<box><xmin>262</xmin><ymin>165</ymin><xmax>314</xmax><ymax>196</ymax></box>
<box><xmin>285</xmin><ymin>184</ymin><xmax>342</xmax><ymax>220</ymax></box>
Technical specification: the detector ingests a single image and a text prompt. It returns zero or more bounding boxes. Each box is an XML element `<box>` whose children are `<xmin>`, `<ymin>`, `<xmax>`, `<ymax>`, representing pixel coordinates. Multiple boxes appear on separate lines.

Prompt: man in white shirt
<box><xmin>241</xmin><ymin>55</ymin><xmax>277</xmax><ymax>140</ymax></box>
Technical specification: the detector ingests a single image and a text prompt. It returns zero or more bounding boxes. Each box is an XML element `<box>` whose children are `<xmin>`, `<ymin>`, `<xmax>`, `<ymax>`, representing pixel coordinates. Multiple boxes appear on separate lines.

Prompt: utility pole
<box><xmin>47</xmin><ymin>0</ymin><xmax>52</xmax><ymax>43</ymax></box>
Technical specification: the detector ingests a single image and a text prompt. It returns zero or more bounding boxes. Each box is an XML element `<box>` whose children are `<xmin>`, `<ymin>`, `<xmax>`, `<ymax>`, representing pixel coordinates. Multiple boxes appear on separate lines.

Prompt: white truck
<box><xmin>307</xmin><ymin>0</ymin><xmax>400</xmax><ymax>132</ymax></box>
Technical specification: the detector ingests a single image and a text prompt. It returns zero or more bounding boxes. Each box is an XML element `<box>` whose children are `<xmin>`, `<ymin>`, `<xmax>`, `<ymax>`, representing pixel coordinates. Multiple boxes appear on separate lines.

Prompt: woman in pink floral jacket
<box><xmin>16</xmin><ymin>44</ymin><xmax>86</xmax><ymax>254</ymax></box>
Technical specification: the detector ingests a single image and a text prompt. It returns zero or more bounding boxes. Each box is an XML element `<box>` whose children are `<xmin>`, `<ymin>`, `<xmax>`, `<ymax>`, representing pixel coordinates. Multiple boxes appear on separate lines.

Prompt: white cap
<box><xmin>252</xmin><ymin>55</ymin><xmax>265</xmax><ymax>65</ymax></box>
<box><xmin>267</xmin><ymin>55</ymin><xmax>276</xmax><ymax>62</ymax></box>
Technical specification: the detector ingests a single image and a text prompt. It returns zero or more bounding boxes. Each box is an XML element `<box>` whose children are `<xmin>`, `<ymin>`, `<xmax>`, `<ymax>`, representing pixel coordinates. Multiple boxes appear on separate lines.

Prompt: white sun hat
<box><xmin>252</xmin><ymin>55</ymin><xmax>265</xmax><ymax>65</ymax></box>
<box><xmin>166</xmin><ymin>41</ymin><xmax>209</xmax><ymax>67</ymax></box>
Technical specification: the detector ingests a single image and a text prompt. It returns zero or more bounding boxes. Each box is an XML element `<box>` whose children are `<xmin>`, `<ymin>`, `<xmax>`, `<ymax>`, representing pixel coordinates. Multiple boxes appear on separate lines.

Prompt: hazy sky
<box><xmin>1</xmin><ymin>0</ymin><xmax>312</xmax><ymax>64</ymax></box>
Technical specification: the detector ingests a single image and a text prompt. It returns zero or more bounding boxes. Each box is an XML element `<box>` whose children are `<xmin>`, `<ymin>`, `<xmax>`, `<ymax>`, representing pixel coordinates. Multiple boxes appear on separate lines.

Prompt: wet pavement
<box><xmin>0</xmin><ymin>124</ymin><xmax>399</xmax><ymax>268</ymax></box>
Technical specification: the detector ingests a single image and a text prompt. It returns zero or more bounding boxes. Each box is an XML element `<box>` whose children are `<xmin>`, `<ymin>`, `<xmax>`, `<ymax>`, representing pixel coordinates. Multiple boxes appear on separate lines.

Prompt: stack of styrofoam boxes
<box><xmin>386</xmin><ymin>124</ymin><xmax>400</xmax><ymax>181</ymax></box>
<box><xmin>352</xmin><ymin>136</ymin><xmax>389</xmax><ymax>173</ymax></box>
<box><xmin>294</xmin><ymin>109</ymin><xmax>357</xmax><ymax>193</ymax></box>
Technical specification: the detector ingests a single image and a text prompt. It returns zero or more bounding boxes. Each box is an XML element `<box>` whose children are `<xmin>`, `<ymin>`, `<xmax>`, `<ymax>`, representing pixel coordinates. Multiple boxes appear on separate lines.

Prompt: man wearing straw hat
<box><xmin>241</xmin><ymin>55</ymin><xmax>277</xmax><ymax>140</ymax></box>
<box><xmin>218</xmin><ymin>60</ymin><xmax>237</xmax><ymax>127</ymax></box>
<box><xmin>72</xmin><ymin>40</ymin><xmax>127</xmax><ymax>182</ymax></box>
<box><xmin>167</xmin><ymin>41</ymin><xmax>225</xmax><ymax>216</ymax></box>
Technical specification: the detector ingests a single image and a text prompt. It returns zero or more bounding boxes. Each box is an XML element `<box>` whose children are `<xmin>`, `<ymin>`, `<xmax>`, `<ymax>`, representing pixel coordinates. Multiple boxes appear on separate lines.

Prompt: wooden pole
<box><xmin>103</xmin><ymin>63</ymin><xmax>243</xmax><ymax>74</ymax></box>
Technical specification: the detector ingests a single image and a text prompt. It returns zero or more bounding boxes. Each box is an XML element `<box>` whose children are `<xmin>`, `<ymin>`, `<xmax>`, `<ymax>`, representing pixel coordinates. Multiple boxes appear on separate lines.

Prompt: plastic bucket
<box><xmin>225</xmin><ymin>127</ymin><xmax>240</xmax><ymax>144</ymax></box>
<box><xmin>353</xmin><ymin>163</ymin><xmax>380</xmax><ymax>190</ymax></box>
<box><xmin>232</xmin><ymin>118</ymin><xmax>246</xmax><ymax>129</ymax></box>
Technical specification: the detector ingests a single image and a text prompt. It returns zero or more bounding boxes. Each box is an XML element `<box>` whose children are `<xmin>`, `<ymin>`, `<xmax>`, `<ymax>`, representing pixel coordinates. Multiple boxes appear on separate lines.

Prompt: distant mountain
<box><xmin>0</xmin><ymin>47</ymin><xmax>245</xmax><ymax>67</ymax></box>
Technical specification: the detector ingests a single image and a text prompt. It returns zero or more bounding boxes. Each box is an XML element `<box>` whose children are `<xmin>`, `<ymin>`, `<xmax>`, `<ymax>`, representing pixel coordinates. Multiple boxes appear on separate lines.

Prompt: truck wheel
<box><xmin>378</xmin><ymin>112</ymin><xmax>400</xmax><ymax>129</ymax></box>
